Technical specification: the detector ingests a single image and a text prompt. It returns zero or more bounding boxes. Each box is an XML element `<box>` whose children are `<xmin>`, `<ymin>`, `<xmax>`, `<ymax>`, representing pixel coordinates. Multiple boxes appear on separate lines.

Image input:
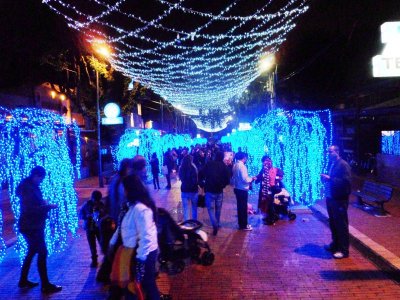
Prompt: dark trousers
<box><xmin>86</xmin><ymin>228</ymin><xmax>101</xmax><ymax>260</ymax></box>
<box><xmin>141</xmin><ymin>249</ymin><xmax>160</xmax><ymax>300</ymax></box>
<box><xmin>234</xmin><ymin>188</ymin><xmax>248</xmax><ymax>229</ymax></box>
<box><xmin>326</xmin><ymin>197</ymin><xmax>349</xmax><ymax>255</ymax></box>
<box><xmin>152</xmin><ymin>174</ymin><xmax>160</xmax><ymax>189</ymax></box>
<box><xmin>166</xmin><ymin>173</ymin><xmax>171</xmax><ymax>188</ymax></box>
<box><xmin>20</xmin><ymin>229</ymin><xmax>50</xmax><ymax>285</ymax></box>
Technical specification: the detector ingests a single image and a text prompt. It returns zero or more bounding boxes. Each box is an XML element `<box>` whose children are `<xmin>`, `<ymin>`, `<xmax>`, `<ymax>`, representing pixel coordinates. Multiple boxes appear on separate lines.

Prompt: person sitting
<box><xmin>255</xmin><ymin>155</ymin><xmax>284</xmax><ymax>225</ymax></box>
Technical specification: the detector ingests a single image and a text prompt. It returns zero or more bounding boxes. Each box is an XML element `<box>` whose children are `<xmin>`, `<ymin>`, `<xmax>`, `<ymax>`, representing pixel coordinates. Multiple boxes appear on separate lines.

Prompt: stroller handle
<box><xmin>178</xmin><ymin>219</ymin><xmax>203</xmax><ymax>231</ymax></box>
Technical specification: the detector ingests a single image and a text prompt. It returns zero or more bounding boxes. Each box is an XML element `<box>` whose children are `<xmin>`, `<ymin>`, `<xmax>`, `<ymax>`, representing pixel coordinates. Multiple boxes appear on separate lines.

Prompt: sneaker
<box><xmin>241</xmin><ymin>225</ymin><xmax>252</xmax><ymax>231</ymax></box>
<box><xmin>333</xmin><ymin>252</ymin><xmax>348</xmax><ymax>259</ymax></box>
<box><xmin>18</xmin><ymin>280</ymin><xmax>39</xmax><ymax>288</ymax></box>
<box><xmin>41</xmin><ymin>283</ymin><xmax>62</xmax><ymax>294</ymax></box>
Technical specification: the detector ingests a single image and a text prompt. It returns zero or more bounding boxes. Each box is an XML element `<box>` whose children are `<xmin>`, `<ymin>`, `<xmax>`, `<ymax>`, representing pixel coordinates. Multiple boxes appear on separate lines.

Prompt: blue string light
<box><xmin>115</xmin><ymin>129</ymin><xmax>207</xmax><ymax>172</ymax></box>
<box><xmin>0</xmin><ymin>107</ymin><xmax>80</xmax><ymax>263</ymax></box>
<box><xmin>0</xmin><ymin>209</ymin><xmax>6</xmax><ymax>263</ymax></box>
<box><xmin>382</xmin><ymin>131</ymin><xmax>400</xmax><ymax>155</ymax></box>
<box><xmin>223</xmin><ymin>109</ymin><xmax>331</xmax><ymax>206</ymax></box>
<box><xmin>114</xmin><ymin>109</ymin><xmax>330</xmax><ymax>206</ymax></box>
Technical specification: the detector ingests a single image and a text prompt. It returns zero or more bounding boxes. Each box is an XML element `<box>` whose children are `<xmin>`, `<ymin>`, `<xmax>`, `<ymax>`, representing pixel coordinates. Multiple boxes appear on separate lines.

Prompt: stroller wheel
<box><xmin>288</xmin><ymin>212</ymin><xmax>297</xmax><ymax>221</ymax></box>
<box><xmin>190</xmin><ymin>246</ymin><xmax>201</xmax><ymax>261</ymax></box>
<box><xmin>172</xmin><ymin>260</ymin><xmax>185</xmax><ymax>274</ymax></box>
<box><xmin>201</xmin><ymin>251</ymin><xmax>215</xmax><ymax>266</ymax></box>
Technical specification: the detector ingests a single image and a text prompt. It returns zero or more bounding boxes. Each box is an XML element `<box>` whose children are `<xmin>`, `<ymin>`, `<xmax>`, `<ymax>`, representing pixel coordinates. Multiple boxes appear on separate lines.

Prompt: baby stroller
<box><xmin>264</xmin><ymin>183</ymin><xmax>296</xmax><ymax>225</ymax></box>
<box><xmin>156</xmin><ymin>208</ymin><xmax>214</xmax><ymax>274</ymax></box>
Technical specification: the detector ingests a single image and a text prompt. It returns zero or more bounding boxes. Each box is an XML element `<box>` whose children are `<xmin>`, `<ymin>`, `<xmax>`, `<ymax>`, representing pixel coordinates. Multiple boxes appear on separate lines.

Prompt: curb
<box><xmin>311</xmin><ymin>204</ymin><xmax>400</xmax><ymax>282</ymax></box>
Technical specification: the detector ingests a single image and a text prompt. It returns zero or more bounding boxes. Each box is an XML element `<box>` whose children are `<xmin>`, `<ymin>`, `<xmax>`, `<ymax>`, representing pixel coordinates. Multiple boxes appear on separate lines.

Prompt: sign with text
<box><xmin>372</xmin><ymin>22</ymin><xmax>400</xmax><ymax>77</ymax></box>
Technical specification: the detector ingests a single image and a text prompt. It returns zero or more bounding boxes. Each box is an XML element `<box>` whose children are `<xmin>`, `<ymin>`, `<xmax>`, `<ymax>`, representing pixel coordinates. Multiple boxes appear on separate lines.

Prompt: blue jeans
<box><xmin>181</xmin><ymin>192</ymin><xmax>198</xmax><ymax>221</ymax></box>
<box><xmin>205</xmin><ymin>192</ymin><xmax>223</xmax><ymax>229</ymax></box>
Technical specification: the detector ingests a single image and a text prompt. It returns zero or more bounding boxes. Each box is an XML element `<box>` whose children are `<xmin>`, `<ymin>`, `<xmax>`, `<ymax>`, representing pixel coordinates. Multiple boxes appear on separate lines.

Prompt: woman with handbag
<box><xmin>108</xmin><ymin>174</ymin><xmax>160</xmax><ymax>300</ymax></box>
<box><xmin>178</xmin><ymin>155</ymin><xmax>199</xmax><ymax>221</ymax></box>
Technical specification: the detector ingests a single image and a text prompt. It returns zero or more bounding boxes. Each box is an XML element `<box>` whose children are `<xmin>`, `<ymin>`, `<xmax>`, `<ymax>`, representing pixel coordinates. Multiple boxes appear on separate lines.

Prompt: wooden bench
<box><xmin>352</xmin><ymin>180</ymin><xmax>393</xmax><ymax>216</ymax></box>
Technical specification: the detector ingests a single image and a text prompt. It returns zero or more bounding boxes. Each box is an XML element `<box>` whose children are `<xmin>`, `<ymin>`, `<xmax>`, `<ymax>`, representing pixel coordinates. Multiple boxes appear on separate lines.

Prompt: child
<box><xmin>80</xmin><ymin>190</ymin><xmax>105</xmax><ymax>267</ymax></box>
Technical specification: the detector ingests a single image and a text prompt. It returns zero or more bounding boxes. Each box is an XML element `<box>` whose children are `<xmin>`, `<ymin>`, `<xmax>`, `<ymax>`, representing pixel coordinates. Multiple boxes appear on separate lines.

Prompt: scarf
<box><xmin>261</xmin><ymin>166</ymin><xmax>278</xmax><ymax>201</ymax></box>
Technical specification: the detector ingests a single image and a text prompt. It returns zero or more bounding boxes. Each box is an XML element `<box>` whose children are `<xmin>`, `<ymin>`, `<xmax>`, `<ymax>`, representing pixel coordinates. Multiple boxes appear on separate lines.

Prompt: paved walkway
<box><xmin>0</xmin><ymin>175</ymin><xmax>400</xmax><ymax>299</ymax></box>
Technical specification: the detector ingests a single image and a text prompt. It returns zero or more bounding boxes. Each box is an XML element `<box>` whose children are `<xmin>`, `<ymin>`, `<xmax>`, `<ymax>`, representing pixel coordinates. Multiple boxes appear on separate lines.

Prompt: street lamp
<box><xmin>92</xmin><ymin>41</ymin><xmax>111</xmax><ymax>188</ymax></box>
<box><xmin>259</xmin><ymin>53</ymin><xmax>277</xmax><ymax>110</ymax></box>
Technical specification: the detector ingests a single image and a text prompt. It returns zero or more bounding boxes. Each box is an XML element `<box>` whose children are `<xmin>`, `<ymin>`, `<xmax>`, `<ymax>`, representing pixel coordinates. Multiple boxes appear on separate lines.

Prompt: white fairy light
<box><xmin>44</xmin><ymin>0</ymin><xmax>308</xmax><ymax>131</ymax></box>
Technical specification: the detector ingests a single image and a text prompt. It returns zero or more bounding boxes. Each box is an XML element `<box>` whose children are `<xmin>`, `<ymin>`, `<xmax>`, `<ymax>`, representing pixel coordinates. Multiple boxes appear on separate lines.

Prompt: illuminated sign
<box><xmin>372</xmin><ymin>22</ymin><xmax>400</xmax><ymax>77</ymax></box>
<box><xmin>238</xmin><ymin>123</ymin><xmax>252</xmax><ymax>131</ymax></box>
<box><xmin>102</xmin><ymin>102</ymin><xmax>123</xmax><ymax>125</ymax></box>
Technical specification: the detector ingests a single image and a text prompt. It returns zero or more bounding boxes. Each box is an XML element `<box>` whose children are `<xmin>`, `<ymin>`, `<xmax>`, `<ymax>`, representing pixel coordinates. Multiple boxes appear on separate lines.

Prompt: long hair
<box><xmin>179</xmin><ymin>155</ymin><xmax>196</xmax><ymax>180</ymax></box>
<box><xmin>118</xmin><ymin>158</ymin><xmax>132</xmax><ymax>177</ymax></box>
<box><xmin>122</xmin><ymin>174</ymin><xmax>157</xmax><ymax>221</ymax></box>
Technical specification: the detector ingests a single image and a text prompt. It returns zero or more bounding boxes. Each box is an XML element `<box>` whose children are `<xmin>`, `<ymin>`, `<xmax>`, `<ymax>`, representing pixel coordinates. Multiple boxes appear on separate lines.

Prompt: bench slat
<box><xmin>353</xmin><ymin>181</ymin><xmax>393</xmax><ymax>203</ymax></box>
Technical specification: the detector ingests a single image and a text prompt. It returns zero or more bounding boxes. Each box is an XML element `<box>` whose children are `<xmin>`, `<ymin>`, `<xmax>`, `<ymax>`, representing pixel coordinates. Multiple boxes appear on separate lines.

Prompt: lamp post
<box><xmin>92</xmin><ymin>41</ymin><xmax>112</xmax><ymax>188</ymax></box>
<box><xmin>95</xmin><ymin>69</ymin><xmax>103</xmax><ymax>187</ymax></box>
<box><xmin>259</xmin><ymin>53</ymin><xmax>277</xmax><ymax>110</ymax></box>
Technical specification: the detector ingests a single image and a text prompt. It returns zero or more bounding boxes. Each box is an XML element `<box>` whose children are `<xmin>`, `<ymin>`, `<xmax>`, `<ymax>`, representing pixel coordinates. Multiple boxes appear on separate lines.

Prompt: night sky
<box><xmin>1</xmin><ymin>0</ymin><xmax>400</xmax><ymax>108</ymax></box>
<box><xmin>278</xmin><ymin>0</ymin><xmax>400</xmax><ymax>107</ymax></box>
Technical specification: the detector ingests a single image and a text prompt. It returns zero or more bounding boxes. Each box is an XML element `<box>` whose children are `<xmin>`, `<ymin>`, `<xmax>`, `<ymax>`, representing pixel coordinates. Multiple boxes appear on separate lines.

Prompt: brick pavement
<box><xmin>0</xmin><ymin>175</ymin><xmax>399</xmax><ymax>299</ymax></box>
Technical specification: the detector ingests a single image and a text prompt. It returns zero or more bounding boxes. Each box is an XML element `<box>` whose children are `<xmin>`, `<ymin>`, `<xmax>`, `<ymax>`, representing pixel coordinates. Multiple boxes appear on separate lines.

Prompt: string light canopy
<box><xmin>44</xmin><ymin>0</ymin><xmax>309</xmax><ymax>131</ymax></box>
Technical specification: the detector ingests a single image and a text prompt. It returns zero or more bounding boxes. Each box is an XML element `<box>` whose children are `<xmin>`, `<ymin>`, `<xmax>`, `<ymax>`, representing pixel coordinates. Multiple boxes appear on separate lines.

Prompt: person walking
<box><xmin>200</xmin><ymin>151</ymin><xmax>231</xmax><ymax>236</ymax></box>
<box><xmin>232</xmin><ymin>152</ymin><xmax>255</xmax><ymax>231</ymax></box>
<box><xmin>106</xmin><ymin>158</ymin><xmax>132</xmax><ymax>223</ymax></box>
<box><xmin>150</xmin><ymin>152</ymin><xmax>160</xmax><ymax>190</ymax></box>
<box><xmin>109</xmin><ymin>174</ymin><xmax>161</xmax><ymax>299</ymax></box>
<box><xmin>17</xmin><ymin>166</ymin><xmax>62</xmax><ymax>293</ymax></box>
<box><xmin>80</xmin><ymin>190</ymin><xmax>105</xmax><ymax>267</ymax></box>
<box><xmin>163</xmin><ymin>150</ymin><xmax>174</xmax><ymax>189</ymax></box>
<box><xmin>321</xmin><ymin>145</ymin><xmax>352</xmax><ymax>259</ymax></box>
<box><xmin>179</xmin><ymin>155</ymin><xmax>199</xmax><ymax>221</ymax></box>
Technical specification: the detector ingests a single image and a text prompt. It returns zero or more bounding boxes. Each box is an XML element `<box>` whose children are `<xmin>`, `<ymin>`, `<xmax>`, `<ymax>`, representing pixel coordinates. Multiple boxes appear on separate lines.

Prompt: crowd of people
<box><xmin>16</xmin><ymin>142</ymin><xmax>352</xmax><ymax>298</ymax></box>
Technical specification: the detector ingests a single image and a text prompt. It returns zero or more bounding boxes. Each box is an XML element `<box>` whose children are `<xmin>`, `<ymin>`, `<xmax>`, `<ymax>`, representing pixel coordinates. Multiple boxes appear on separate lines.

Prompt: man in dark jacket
<box><xmin>163</xmin><ymin>150</ymin><xmax>174</xmax><ymax>189</ymax></box>
<box><xmin>200</xmin><ymin>151</ymin><xmax>231</xmax><ymax>236</ymax></box>
<box><xmin>17</xmin><ymin>166</ymin><xmax>62</xmax><ymax>293</ymax></box>
<box><xmin>321</xmin><ymin>145</ymin><xmax>352</xmax><ymax>259</ymax></box>
<box><xmin>79</xmin><ymin>190</ymin><xmax>105</xmax><ymax>267</ymax></box>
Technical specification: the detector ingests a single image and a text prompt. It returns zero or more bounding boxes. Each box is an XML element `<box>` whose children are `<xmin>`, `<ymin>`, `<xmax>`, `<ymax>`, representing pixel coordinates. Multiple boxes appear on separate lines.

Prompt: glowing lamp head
<box><xmin>60</xmin><ymin>94</ymin><xmax>66</xmax><ymax>101</ymax></box>
<box><xmin>93</xmin><ymin>40</ymin><xmax>112</xmax><ymax>58</ymax></box>
<box><xmin>259</xmin><ymin>54</ymin><xmax>276</xmax><ymax>73</ymax></box>
<box><xmin>104</xmin><ymin>102</ymin><xmax>120</xmax><ymax>118</ymax></box>
<box><xmin>50</xmin><ymin>91</ymin><xmax>57</xmax><ymax>99</ymax></box>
